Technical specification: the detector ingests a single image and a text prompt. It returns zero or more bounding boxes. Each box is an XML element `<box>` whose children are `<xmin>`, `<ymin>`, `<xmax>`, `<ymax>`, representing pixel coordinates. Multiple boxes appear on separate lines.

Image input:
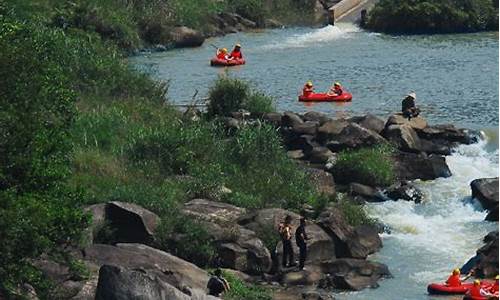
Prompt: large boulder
<box><xmin>307</xmin><ymin>146</ymin><xmax>335</xmax><ymax>164</ymax></box>
<box><xmin>170</xmin><ymin>26</ymin><xmax>204</xmax><ymax>48</ymax></box>
<box><xmin>282</xmin><ymin>111</ymin><xmax>304</xmax><ymax>128</ymax></box>
<box><xmin>303</xmin><ymin>111</ymin><xmax>331</xmax><ymax>125</ymax></box>
<box><xmin>392</xmin><ymin>151</ymin><xmax>451</xmax><ymax>181</ymax></box>
<box><xmin>319</xmin><ymin>259</ymin><xmax>391</xmax><ymax>291</ymax></box>
<box><xmin>239</xmin><ymin>209</ymin><xmax>336</xmax><ymax>265</ymax></box>
<box><xmin>349</xmin><ymin>114</ymin><xmax>385</xmax><ymax>134</ymax></box>
<box><xmin>385</xmin><ymin>114</ymin><xmax>427</xmax><ymax>130</ymax></box>
<box><xmin>182</xmin><ymin>199</ymin><xmax>246</xmax><ymax>223</ymax></box>
<box><xmin>292</xmin><ymin>121</ymin><xmax>319</xmax><ymax>136</ymax></box>
<box><xmin>475</xmin><ymin>231</ymin><xmax>499</xmax><ymax>277</ymax></box>
<box><xmin>384</xmin><ymin>181</ymin><xmax>424</xmax><ymax>203</ymax></box>
<box><xmin>383</xmin><ymin>124</ymin><xmax>422</xmax><ymax>153</ymax></box>
<box><xmin>317</xmin><ymin>207</ymin><xmax>382</xmax><ymax>259</ymax></box>
<box><xmin>304</xmin><ymin>168</ymin><xmax>336</xmax><ymax>197</ymax></box>
<box><xmin>317</xmin><ymin>120</ymin><xmax>349</xmax><ymax>142</ymax></box>
<box><xmin>262</xmin><ymin>112</ymin><xmax>283</xmax><ymax>127</ymax></box>
<box><xmin>283</xmin><ymin>132</ymin><xmax>318</xmax><ymax>152</ymax></box>
<box><xmin>83</xmin><ymin>243</ymin><xmax>210</xmax><ymax>293</ymax></box>
<box><xmin>281</xmin><ymin>265</ymin><xmax>324</xmax><ymax>286</ymax></box>
<box><xmin>106</xmin><ymin>202</ymin><xmax>160</xmax><ymax>244</ymax></box>
<box><xmin>325</xmin><ymin>123</ymin><xmax>386</xmax><ymax>152</ymax></box>
<box><xmin>416</xmin><ymin>124</ymin><xmax>480</xmax><ymax>145</ymax></box>
<box><xmin>470</xmin><ymin>178</ymin><xmax>499</xmax><ymax>210</ymax></box>
<box><xmin>485</xmin><ymin>204</ymin><xmax>498</xmax><ymax>221</ymax></box>
<box><xmin>348</xmin><ymin>183</ymin><xmax>384</xmax><ymax>203</ymax></box>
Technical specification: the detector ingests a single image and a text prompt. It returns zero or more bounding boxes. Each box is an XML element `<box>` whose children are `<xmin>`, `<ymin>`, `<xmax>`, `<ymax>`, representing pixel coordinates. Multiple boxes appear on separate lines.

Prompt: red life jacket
<box><xmin>469</xmin><ymin>285</ymin><xmax>483</xmax><ymax>297</ymax></box>
<box><xmin>490</xmin><ymin>282</ymin><xmax>499</xmax><ymax>293</ymax></box>
<box><xmin>303</xmin><ymin>86</ymin><xmax>313</xmax><ymax>97</ymax></box>
<box><xmin>230</xmin><ymin>50</ymin><xmax>242</xmax><ymax>59</ymax></box>
<box><xmin>217</xmin><ymin>52</ymin><xmax>227</xmax><ymax>59</ymax></box>
<box><xmin>446</xmin><ymin>274</ymin><xmax>461</xmax><ymax>287</ymax></box>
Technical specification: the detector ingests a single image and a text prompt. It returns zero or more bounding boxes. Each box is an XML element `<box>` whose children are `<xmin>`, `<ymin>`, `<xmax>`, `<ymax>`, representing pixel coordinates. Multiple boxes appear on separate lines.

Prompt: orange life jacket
<box><xmin>469</xmin><ymin>285</ymin><xmax>483</xmax><ymax>298</ymax></box>
<box><xmin>217</xmin><ymin>52</ymin><xmax>227</xmax><ymax>59</ymax></box>
<box><xmin>446</xmin><ymin>274</ymin><xmax>461</xmax><ymax>287</ymax></box>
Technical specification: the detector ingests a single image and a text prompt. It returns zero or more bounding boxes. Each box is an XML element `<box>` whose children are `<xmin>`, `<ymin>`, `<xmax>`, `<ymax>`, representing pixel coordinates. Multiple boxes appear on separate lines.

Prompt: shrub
<box><xmin>332</xmin><ymin>144</ymin><xmax>395</xmax><ymax>187</ymax></box>
<box><xmin>246</xmin><ymin>92</ymin><xmax>275</xmax><ymax>115</ymax></box>
<box><xmin>366</xmin><ymin>0</ymin><xmax>498</xmax><ymax>34</ymax></box>
<box><xmin>222</xmin><ymin>270</ymin><xmax>272</xmax><ymax>300</ymax></box>
<box><xmin>227</xmin><ymin>0</ymin><xmax>267</xmax><ymax>25</ymax></box>
<box><xmin>335</xmin><ymin>194</ymin><xmax>377</xmax><ymax>227</ymax></box>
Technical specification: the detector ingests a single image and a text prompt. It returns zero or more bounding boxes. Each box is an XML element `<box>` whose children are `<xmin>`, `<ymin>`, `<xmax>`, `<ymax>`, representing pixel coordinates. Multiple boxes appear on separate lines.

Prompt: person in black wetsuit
<box><xmin>402</xmin><ymin>92</ymin><xmax>420</xmax><ymax>120</ymax></box>
<box><xmin>295</xmin><ymin>217</ymin><xmax>309</xmax><ymax>270</ymax></box>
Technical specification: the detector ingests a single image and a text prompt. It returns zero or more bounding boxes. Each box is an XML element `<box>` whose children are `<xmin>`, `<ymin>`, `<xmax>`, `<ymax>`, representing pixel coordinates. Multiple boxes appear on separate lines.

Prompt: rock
<box><xmin>325</xmin><ymin>123</ymin><xmax>386</xmax><ymax>152</ymax></box>
<box><xmin>170</xmin><ymin>26</ymin><xmax>204</xmax><ymax>48</ymax></box>
<box><xmin>32</xmin><ymin>256</ymin><xmax>71</xmax><ymax>284</ymax></box>
<box><xmin>222</xmin><ymin>117</ymin><xmax>240</xmax><ymax>130</ymax></box>
<box><xmin>307</xmin><ymin>146</ymin><xmax>335</xmax><ymax>164</ymax></box>
<box><xmin>292</xmin><ymin>121</ymin><xmax>319</xmax><ymax>136</ymax></box>
<box><xmin>417</xmin><ymin>124</ymin><xmax>479</xmax><ymax>145</ymax></box>
<box><xmin>286</xmin><ymin>134</ymin><xmax>319</xmax><ymax>152</ymax></box>
<box><xmin>320</xmin><ymin>259</ymin><xmax>391</xmax><ymax>291</ymax></box>
<box><xmin>304</xmin><ymin>168</ymin><xmax>336</xmax><ymax>197</ymax></box>
<box><xmin>95</xmin><ymin>265</ymin><xmax>214</xmax><ymax>300</ymax></box>
<box><xmin>264</xmin><ymin>18</ymin><xmax>283</xmax><ymax>28</ymax></box>
<box><xmin>349</xmin><ymin>183</ymin><xmax>383</xmax><ymax>202</ymax></box>
<box><xmin>52</xmin><ymin>280</ymin><xmax>85</xmax><ymax>299</ymax></box>
<box><xmin>182</xmin><ymin>199</ymin><xmax>246</xmax><ymax>223</ymax></box>
<box><xmin>84</xmin><ymin>203</ymin><xmax>107</xmax><ymax>244</ymax></box>
<box><xmin>475</xmin><ymin>231</ymin><xmax>499</xmax><ymax>277</ymax></box>
<box><xmin>239</xmin><ymin>209</ymin><xmax>336</xmax><ymax>265</ymax></box>
<box><xmin>383</xmin><ymin>124</ymin><xmax>422</xmax><ymax>153</ymax></box>
<box><xmin>303</xmin><ymin>111</ymin><xmax>331</xmax><ymax>125</ymax></box>
<box><xmin>71</xmin><ymin>273</ymin><xmax>99</xmax><ymax>300</ymax></box>
<box><xmin>392</xmin><ymin>151</ymin><xmax>451</xmax><ymax>181</ymax></box>
<box><xmin>106</xmin><ymin>202</ymin><xmax>160</xmax><ymax>244</ymax></box>
<box><xmin>419</xmin><ymin>139</ymin><xmax>452</xmax><ymax>155</ymax></box>
<box><xmin>349</xmin><ymin>114</ymin><xmax>385</xmax><ymax>134</ymax></box>
<box><xmin>471</xmin><ymin>178</ymin><xmax>499</xmax><ymax>210</ymax></box>
<box><xmin>83</xmin><ymin>243</ymin><xmax>210</xmax><ymax>293</ymax></box>
<box><xmin>384</xmin><ymin>181</ymin><xmax>423</xmax><ymax>203</ymax></box>
<box><xmin>485</xmin><ymin>204</ymin><xmax>498</xmax><ymax>221</ymax></box>
<box><xmin>282</xmin><ymin>111</ymin><xmax>304</xmax><ymax>128</ymax></box>
<box><xmin>317</xmin><ymin>120</ymin><xmax>349</xmax><ymax>142</ymax></box>
<box><xmin>281</xmin><ymin>265</ymin><xmax>324</xmax><ymax>286</ymax></box>
<box><xmin>385</xmin><ymin>114</ymin><xmax>428</xmax><ymax>130</ymax></box>
<box><xmin>262</xmin><ymin>112</ymin><xmax>283</xmax><ymax>126</ymax></box>
<box><xmin>287</xmin><ymin>150</ymin><xmax>305</xmax><ymax>160</ymax></box>
<box><xmin>317</xmin><ymin>207</ymin><xmax>382</xmax><ymax>259</ymax></box>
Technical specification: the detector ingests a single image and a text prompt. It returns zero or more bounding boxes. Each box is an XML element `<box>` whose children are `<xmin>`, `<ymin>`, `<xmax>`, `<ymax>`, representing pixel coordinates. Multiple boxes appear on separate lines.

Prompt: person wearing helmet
<box><xmin>488</xmin><ymin>275</ymin><xmax>499</xmax><ymax>294</ymax></box>
<box><xmin>402</xmin><ymin>91</ymin><xmax>420</xmax><ymax>120</ymax></box>
<box><xmin>467</xmin><ymin>280</ymin><xmax>490</xmax><ymax>298</ymax></box>
<box><xmin>327</xmin><ymin>82</ymin><xmax>343</xmax><ymax>96</ymax></box>
<box><xmin>216</xmin><ymin>48</ymin><xmax>229</xmax><ymax>60</ymax></box>
<box><xmin>446</xmin><ymin>268</ymin><xmax>471</xmax><ymax>286</ymax></box>
<box><xmin>229</xmin><ymin>44</ymin><xmax>243</xmax><ymax>60</ymax></box>
<box><xmin>303</xmin><ymin>81</ymin><xmax>314</xmax><ymax>97</ymax></box>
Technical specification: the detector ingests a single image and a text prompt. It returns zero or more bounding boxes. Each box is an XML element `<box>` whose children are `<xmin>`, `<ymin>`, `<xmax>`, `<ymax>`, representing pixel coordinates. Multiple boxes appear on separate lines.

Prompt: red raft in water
<box><xmin>210</xmin><ymin>57</ymin><xmax>245</xmax><ymax>67</ymax></box>
<box><xmin>428</xmin><ymin>282</ymin><xmax>494</xmax><ymax>295</ymax></box>
<box><xmin>463</xmin><ymin>291</ymin><xmax>499</xmax><ymax>300</ymax></box>
<box><xmin>298</xmin><ymin>92</ymin><xmax>353</xmax><ymax>102</ymax></box>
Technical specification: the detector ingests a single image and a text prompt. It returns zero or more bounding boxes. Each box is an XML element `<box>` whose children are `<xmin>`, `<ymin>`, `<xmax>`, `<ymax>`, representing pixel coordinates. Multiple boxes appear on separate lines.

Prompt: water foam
<box><xmin>263</xmin><ymin>24</ymin><xmax>360</xmax><ymax>50</ymax></box>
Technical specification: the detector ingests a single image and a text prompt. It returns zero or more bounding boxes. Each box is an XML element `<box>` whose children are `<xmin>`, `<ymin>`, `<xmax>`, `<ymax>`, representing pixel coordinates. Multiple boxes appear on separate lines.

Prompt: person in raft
<box><xmin>229</xmin><ymin>43</ymin><xmax>243</xmax><ymax>60</ymax></box>
<box><xmin>466</xmin><ymin>280</ymin><xmax>491</xmax><ymax>298</ymax></box>
<box><xmin>327</xmin><ymin>82</ymin><xmax>343</xmax><ymax>96</ymax></box>
<box><xmin>402</xmin><ymin>91</ymin><xmax>421</xmax><ymax>120</ymax></box>
<box><xmin>278</xmin><ymin>215</ymin><xmax>295</xmax><ymax>268</ymax></box>
<box><xmin>302</xmin><ymin>81</ymin><xmax>314</xmax><ymax>97</ymax></box>
<box><xmin>446</xmin><ymin>268</ymin><xmax>472</xmax><ymax>286</ymax></box>
<box><xmin>489</xmin><ymin>275</ymin><xmax>499</xmax><ymax>294</ymax></box>
<box><xmin>216</xmin><ymin>48</ymin><xmax>229</xmax><ymax>60</ymax></box>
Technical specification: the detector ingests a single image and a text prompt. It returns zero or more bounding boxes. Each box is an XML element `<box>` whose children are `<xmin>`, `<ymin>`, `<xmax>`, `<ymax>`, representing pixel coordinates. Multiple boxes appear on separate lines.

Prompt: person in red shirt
<box><xmin>467</xmin><ymin>280</ymin><xmax>489</xmax><ymax>298</ymax></box>
<box><xmin>229</xmin><ymin>44</ymin><xmax>243</xmax><ymax>60</ymax></box>
<box><xmin>216</xmin><ymin>48</ymin><xmax>229</xmax><ymax>60</ymax></box>
<box><xmin>302</xmin><ymin>81</ymin><xmax>314</xmax><ymax>97</ymax></box>
<box><xmin>488</xmin><ymin>275</ymin><xmax>499</xmax><ymax>294</ymax></box>
<box><xmin>446</xmin><ymin>268</ymin><xmax>472</xmax><ymax>286</ymax></box>
<box><xmin>327</xmin><ymin>82</ymin><xmax>343</xmax><ymax>96</ymax></box>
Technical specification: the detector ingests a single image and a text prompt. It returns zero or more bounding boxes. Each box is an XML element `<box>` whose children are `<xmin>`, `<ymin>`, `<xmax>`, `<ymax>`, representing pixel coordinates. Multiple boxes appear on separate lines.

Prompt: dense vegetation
<box><xmin>365</xmin><ymin>0</ymin><xmax>498</xmax><ymax>34</ymax></box>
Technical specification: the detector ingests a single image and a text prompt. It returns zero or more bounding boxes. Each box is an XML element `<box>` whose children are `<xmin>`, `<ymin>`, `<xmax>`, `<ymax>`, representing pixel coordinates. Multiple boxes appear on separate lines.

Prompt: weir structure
<box><xmin>327</xmin><ymin>0</ymin><xmax>378</xmax><ymax>25</ymax></box>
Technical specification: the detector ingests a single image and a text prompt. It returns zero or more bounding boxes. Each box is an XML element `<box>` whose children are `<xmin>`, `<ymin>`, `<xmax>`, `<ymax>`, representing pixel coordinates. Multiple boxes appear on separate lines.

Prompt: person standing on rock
<box><xmin>207</xmin><ymin>268</ymin><xmax>230</xmax><ymax>297</ymax></box>
<box><xmin>279</xmin><ymin>215</ymin><xmax>295</xmax><ymax>268</ymax></box>
<box><xmin>402</xmin><ymin>91</ymin><xmax>420</xmax><ymax>120</ymax></box>
<box><xmin>295</xmin><ymin>217</ymin><xmax>309</xmax><ymax>270</ymax></box>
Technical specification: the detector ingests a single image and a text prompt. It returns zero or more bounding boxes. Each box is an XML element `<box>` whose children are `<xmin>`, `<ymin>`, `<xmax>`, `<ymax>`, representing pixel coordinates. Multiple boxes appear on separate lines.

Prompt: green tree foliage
<box><xmin>366</xmin><ymin>0</ymin><xmax>498</xmax><ymax>34</ymax></box>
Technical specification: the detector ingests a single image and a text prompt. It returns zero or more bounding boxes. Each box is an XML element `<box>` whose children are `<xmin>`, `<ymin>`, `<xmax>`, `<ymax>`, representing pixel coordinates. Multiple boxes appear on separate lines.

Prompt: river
<box><xmin>131</xmin><ymin>24</ymin><xmax>499</xmax><ymax>300</ymax></box>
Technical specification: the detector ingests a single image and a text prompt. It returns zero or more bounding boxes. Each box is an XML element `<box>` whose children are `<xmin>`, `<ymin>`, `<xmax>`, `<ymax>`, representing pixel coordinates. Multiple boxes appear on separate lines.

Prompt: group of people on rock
<box><xmin>445</xmin><ymin>268</ymin><xmax>499</xmax><ymax>298</ymax></box>
<box><xmin>216</xmin><ymin>44</ymin><xmax>243</xmax><ymax>60</ymax></box>
<box><xmin>278</xmin><ymin>214</ymin><xmax>309</xmax><ymax>270</ymax></box>
<box><xmin>302</xmin><ymin>81</ymin><xmax>344</xmax><ymax>97</ymax></box>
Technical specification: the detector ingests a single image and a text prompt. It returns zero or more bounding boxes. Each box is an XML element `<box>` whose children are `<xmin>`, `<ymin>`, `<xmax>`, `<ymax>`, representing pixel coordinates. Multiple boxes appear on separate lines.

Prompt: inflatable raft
<box><xmin>298</xmin><ymin>92</ymin><xmax>352</xmax><ymax>102</ymax></box>
<box><xmin>428</xmin><ymin>281</ymin><xmax>495</xmax><ymax>295</ymax></box>
<box><xmin>463</xmin><ymin>293</ymin><xmax>498</xmax><ymax>300</ymax></box>
<box><xmin>210</xmin><ymin>57</ymin><xmax>245</xmax><ymax>67</ymax></box>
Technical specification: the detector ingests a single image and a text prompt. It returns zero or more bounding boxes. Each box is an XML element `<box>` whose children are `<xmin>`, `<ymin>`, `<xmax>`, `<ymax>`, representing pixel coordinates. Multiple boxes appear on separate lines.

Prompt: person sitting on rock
<box><xmin>402</xmin><ymin>91</ymin><xmax>420</xmax><ymax>120</ymax></box>
<box><xmin>216</xmin><ymin>48</ymin><xmax>229</xmax><ymax>60</ymax></box>
<box><xmin>327</xmin><ymin>82</ymin><xmax>343</xmax><ymax>96</ymax></box>
<box><xmin>278</xmin><ymin>215</ymin><xmax>295</xmax><ymax>268</ymax></box>
<box><xmin>295</xmin><ymin>217</ymin><xmax>309</xmax><ymax>271</ymax></box>
<box><xmin>229</xmin><ymin>43</ymin><xmax>243</xmax><ymax>60</ymax></box>
<box><xmin>207</xmin><ymin>268</ymin><xmax>230</xmax><ymax>297</ymax></box>
<box><xmin>302</xmin><ymin>81</ymin><xmax>314</xmax><ymax>97</ymax></box>
<box><xmin>446</xmin><ymin>268</ymin><xmax>471</xmax><ymax>286</ymax></box>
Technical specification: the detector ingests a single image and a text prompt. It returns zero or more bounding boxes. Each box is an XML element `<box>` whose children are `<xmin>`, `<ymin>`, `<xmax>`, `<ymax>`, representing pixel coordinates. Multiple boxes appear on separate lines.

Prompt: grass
<box><xmin>222</xmin><ymin>270</ymin><xmax>272</xmax><ymax>300</ymax></box>
<box><xmin>335</xmin><ymin>194</ymin><xmax>377</xmax><ymax>227</ymax></box>
<box><xmin>332</xmin><ymin>144</ymin><xmax>395</xmax><ymax>187</ymax></box>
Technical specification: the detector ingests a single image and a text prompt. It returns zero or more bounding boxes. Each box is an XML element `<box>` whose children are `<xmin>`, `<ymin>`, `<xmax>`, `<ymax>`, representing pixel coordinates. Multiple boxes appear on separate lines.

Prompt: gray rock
<box><xmin>317</xmin><ymin>120</ymin><xmax>349</xmax><ymax>142</ymax></box>
<box><xmin>292</xmin><ymin>121</ymin><xmax>319</xmax><ymax>136</ymax></box>
<box><xmin>417</xmin><ymin>124</ymin><xmax>479</xmax><ymax>145</ymax></box>
<box><xmin>307</xmin><ymin>146</ymin><xmax>335</xmax><ymax>164</ymax></box>
<box><xmin>349</xmin><ymin>114</ymin><xmax>385</xmax><ymax>134</ymax></box>
<box><xmin>281</xmin><ymin>265</ymin><xmax>324</xmax><ymax>286</ymax></box>
<box><xmin>385</xmin><ymin>181</ymin><xmax>424</xmax><ymax>203</ymax></box>
<box><xmin>170</xmin><ymin>26</ymin><xmax>204</xmax><ymax>48</ymax></box>
<box><xmin>262</xmin><ymin>112</ymin><xmax>283</xmax><ymax>126</ymax></box>
<box><xmin>325</xmin><ymin>123</ymin><xmax>386</xmax><ymax>152</ymax></box>
<box><xmin>471</xmin><ymin>177</ymin><xmax>499</xmax><ymax>210</ymax></box>
<box><xmin>303</xmin><ymin>111</ymin><xmax>331</xmax><ymax>125</ymax></box>
<box><xmin>304</xmin><ymin>167</ymin><xmax>336</xmax><ymax>197</ymax></box>
<box><xmin>485</xmin><ymin>204</ymin><xmax>498</xmax><ymax>221</ymax></box>
<box><xmin>383</xmin><ymin>124</ymin><xmax>422</xmax><ymax>153</ymax></box>
<box><xmin>385</xmin><ymin>114</ymin><xmax>427</xmax><ymax>130</ymax></box>
<box><xmin>287</xmin><ymin>150</ymin><xmax>305</xmax><ymax>160</ymax></box>
<box><xmin>349</xmin><ymin>183</ymin><xmax>381</xmax><ymax>202</ymax></box>
<box><xmin>182</xmin><ymin>199</ymin><xmax>246</xmax><ymax>223</ymax></box>
<box><xmin>346</xmin><ymin>225</ymin><xmax>383</xmax><ymax>259</ymax></box>
<box><xmin>106</xmin><ymin>202</ymin><xmax>160</xmax><ymax>244</ymax></box>
<box><xmin>392</xmin><ymin>151</ymin><xmax>451</xmax><ymax>181</ymax></box>
<box><xmin>320</xmin><ymin>259</ymin><xmax>391</xmax><ymax>291</ymax></box>
<box><xmin>282</xmin><ymin>111</ymin><xmax>304</xmax><ymax>128</ymax></box>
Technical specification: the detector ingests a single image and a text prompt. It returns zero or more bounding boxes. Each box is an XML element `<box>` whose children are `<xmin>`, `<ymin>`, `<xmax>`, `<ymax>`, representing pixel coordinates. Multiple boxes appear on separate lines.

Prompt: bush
<box><xmin>207</xmin><ymin>77</ymin><xmax>275</xmax><ymax>117</ymax></box>
<box><xmin>222</xmin><ymin>270</ymin><xmax>272</xmax><ymax>300</ymax></box>
<box><xmin>366</xmin><ymin>0</ymin><xmax>498</xmax><ymax>34</ymax></box>
<box><xmin>335</xmin><ymin>194</ymin><xmax>377</xmax><ymax>227</ymax></box>
<box><xmin>332</xmin><ymin>144</ymin><xmax>395</xmax><ymax>187</ymax></box>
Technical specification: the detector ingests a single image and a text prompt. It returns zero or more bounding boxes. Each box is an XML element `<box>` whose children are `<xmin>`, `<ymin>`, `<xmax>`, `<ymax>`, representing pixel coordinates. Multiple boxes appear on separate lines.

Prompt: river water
<box><xmin>131</xmin><ymin>24</ymin><xmax>499</xmax><ymax>300</ymax></box>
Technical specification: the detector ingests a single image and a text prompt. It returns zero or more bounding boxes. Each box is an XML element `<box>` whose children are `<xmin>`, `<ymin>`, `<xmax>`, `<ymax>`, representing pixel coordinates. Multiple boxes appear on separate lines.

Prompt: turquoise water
<box><xmin>131</xmin><ymin>24</ymin><xmax>499</xmax><ymax>300</ymax></box>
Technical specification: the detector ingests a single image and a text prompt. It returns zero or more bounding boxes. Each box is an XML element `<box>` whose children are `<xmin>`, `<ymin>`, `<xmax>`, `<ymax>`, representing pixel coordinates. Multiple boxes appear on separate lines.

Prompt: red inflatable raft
<box><xmin>298</xmin><ymin>92</ymin><xmax>352</xmax><ymax>102</ymax></box>
<box><xmin>428</xmin><ymin>282</ymin><xmax>495</xmax><ymax>295</ymax></box>
<box><xmin>210</xmin><ymin>57</ymin><xmax>245</xmax><ymax>67</ymax></box>
<box><xmin>463</xmin><ymin>291</ymin><xmax>499</xmax><ymax>300</ymax></box>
